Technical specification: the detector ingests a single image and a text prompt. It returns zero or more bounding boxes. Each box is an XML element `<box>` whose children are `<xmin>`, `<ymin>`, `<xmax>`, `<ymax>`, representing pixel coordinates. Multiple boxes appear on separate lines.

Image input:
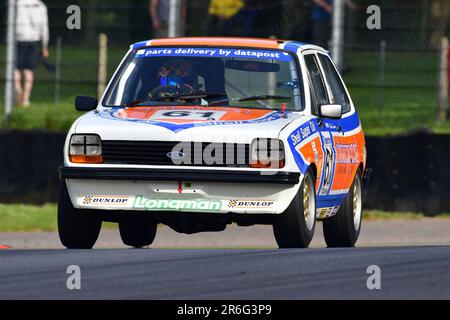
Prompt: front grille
<box><xmin>102</xmin><ymin>140</ymin><xmax>250</xmax><ymax>167</ymax></box>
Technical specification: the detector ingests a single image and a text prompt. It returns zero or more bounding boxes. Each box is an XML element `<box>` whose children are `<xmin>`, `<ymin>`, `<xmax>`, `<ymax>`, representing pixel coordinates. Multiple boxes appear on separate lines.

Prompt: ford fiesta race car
<box><xmin>58</xmin><ymin>37</ymin><xmax>366</xmax><ymax>249</ymax></box>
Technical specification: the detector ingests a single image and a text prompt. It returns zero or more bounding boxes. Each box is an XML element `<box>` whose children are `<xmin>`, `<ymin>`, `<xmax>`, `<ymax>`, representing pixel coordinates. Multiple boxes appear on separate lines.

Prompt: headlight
<box><xmin>250</xmin><ymin>138</ymin><xmax>285</xmax><ymax>169</ymax></box>
<box><xmin>69</xmin><ymin>134</ymin><xmax>103</xmax><ymax>163</ymax></box>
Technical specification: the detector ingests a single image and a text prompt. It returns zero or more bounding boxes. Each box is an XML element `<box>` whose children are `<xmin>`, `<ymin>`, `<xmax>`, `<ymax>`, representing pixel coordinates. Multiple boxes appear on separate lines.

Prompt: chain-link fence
<box><xmin>0</xmin><ymin>0</ymin><xmax>449</xmax><ymax>133</ymax></box>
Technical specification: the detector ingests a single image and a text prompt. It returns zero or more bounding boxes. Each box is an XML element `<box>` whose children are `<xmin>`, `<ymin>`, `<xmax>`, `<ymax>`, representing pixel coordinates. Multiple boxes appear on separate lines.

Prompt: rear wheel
<box><xmin>323</xmin><ymin>169</ymin><xmax>363</xmax><ymax>247</ymax></box>
<box><xmin>273</xmin><ymin>169</ymin><xmax>316</xmax><ymax>248</ymax></box>
<box><xmin>119</xmin><ymin>216</ymin><xmax>157</xmax><ymax>248</ymax></box>
<box><xmin>58</xmin><ymin>181</ymin><xmax>102</xmax><ymax>249</ymax></box>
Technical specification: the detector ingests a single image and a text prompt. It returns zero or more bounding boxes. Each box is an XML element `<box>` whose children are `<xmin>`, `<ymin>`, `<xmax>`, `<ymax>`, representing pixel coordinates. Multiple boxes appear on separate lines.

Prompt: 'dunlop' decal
<box><xmin>98</xmin><ymin>106</ymin><xmax>285</xmax><ymax>132</ymax></box>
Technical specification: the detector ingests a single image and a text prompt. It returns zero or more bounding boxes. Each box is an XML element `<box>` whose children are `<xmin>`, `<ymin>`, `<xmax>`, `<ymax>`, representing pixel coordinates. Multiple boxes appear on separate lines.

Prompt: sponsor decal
<box><xmin>290</xmin><ymin>120</ymin><xmax>318</xmax><ymax>146</ymax></box>
<box><xmin>317</xmin><ymin>206</ymin><xmax>339</xmax><ymax>219</ymax></box>
<box><xmin>82</xmin><ymin>195</ymin><xmax>129</xmax><ymax>205</ymax></box>
<box><xmin>331</xmin><ymin>206</ymin><xmax>340</xmax><ymax>215</ymax></box>
<box><xmin>335</xmin><ymin>143</ymin><xmax>358</xmax><ymax>165</ymax></box>
<box><xmin>228</xmin><ymin>200</ymin><xmax>275</xmax><ymax>209</ymax></box>
<box><xmin>317</xmin><ymin>208</ymin><xmax>329</xmax><ymax>219</ymax></box>
<box><xmin>132</xmin><ymin>195</ymin><xmax>222</xmax><ymax>211</ymax></box>
<box><xmin>135</xmin><ymin>47</ymin><xmax>292</xmax><ymax>62</ymax></box>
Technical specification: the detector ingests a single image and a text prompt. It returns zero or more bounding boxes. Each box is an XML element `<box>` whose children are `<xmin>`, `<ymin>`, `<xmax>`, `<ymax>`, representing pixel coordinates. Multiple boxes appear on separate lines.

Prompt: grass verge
<box><xmin>0</xmin><ymin>203</ymin><xmax>449</xmax><ymax>232</ymax></box>
<box><xmin>0</xmin><ymin>203</ymin><xmax>116</xmax><ymax>232</ymax></box>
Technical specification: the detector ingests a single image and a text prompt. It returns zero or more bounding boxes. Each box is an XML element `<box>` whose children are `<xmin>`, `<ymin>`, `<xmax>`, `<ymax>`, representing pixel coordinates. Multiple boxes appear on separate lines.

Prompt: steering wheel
<box><xmin>148</xmin><ymin>84</ymin><xmax>194</xmax><ymax>100</ymax></box>
<box><xmin>148</xmin><ymin>85</ymin><xmax>181</xmax><ymax>100</ymax></box>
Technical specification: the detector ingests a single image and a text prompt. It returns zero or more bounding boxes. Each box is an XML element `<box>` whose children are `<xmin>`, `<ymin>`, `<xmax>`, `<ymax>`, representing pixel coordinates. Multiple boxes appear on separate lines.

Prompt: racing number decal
<box><xmin>162</xmin><ymin>111</ymin><xmax>214</xmax><ymax>118</ymax></box>
<box><xmin>151</xmin><ymin>110</ymin><xmax>226</xmax><ymax>121</ymax></box>
<box><xmin>318</xmin><ymin>131</ymin><xmax>335</xmax><ymax>196</ymax></box>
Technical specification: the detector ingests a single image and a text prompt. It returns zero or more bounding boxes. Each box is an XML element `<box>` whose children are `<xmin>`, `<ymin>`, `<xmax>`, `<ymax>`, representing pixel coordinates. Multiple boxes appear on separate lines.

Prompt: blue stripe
<box><xmin>316</xmin><ymin>193</ymin><xmax>346</xmax><ymax>208</ymax></box>
<box><xmin>131</xmin><ymin>41</ymin><xmax>149</xmax><ymax>50</ymax></box>
<box><xmin>287</xmin><ymin>119</ymin><xmax>320</xmax><ymax>175</ymax></box>
<box><xmin>283</xmin><ymin>41</ymin><xmax>304</xmax><ymax>54</ymax></box>
<box><xmin>340</xmin><ymin>112</ymin><xmax>361</xmax><ymax>131</ymax></box>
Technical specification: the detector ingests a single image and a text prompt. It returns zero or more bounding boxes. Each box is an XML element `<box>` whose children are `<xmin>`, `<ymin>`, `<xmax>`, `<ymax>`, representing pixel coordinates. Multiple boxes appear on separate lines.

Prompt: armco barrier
<box><xmin>363</xmin><ymin>133</ymin><xmax>450</xmax><ymax>215</ymax></box>
<box><xmin>0</xmin><ymin>130</ymin><xmax>448</xmax><ymax>215</ymax></box>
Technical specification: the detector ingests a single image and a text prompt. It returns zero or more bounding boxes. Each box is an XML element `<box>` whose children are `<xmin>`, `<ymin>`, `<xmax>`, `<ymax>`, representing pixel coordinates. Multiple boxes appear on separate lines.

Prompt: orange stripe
<box><xmin>297</xmin><ymin>130</ymin><xmax>366</xmax><ymax>192</ymax></box>
<box><xmin>298</xmin><ymin>136</ymin><xmax>323</xmax><ymax>190</ymax></box>
<box><xmin>331</xmin><ymin>130</ymin><xmax>366</xmax><ymax>191</ymax></box>
<box><xmin>355</xmin><ymin>130</ymin><xmax>366</xmax><ymax>168</ymax></box>
<box><xmin>150</xmin><ymin>37</ymin><xmax>282</xmax><ymax>49</ymax></box>
<box><xmin>118</xmin><ymin>106</ymin><xmax>272</xmax><ymax>122</ymax></box>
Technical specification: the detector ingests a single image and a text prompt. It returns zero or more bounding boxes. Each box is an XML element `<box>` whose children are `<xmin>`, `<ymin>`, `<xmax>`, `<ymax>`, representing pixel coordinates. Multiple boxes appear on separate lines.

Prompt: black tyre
<box><xmin>273</xmin><ymin>169</ymin><xmax>316</xmax><ymax>248</ymax></box>
<box><xmin>58</xmin><ymin>181</ymin><xmax>102</xmax><ymax>249</ymax></box>
<box><xmin>119</xmin><ymin>216</ymin><xmax>157</xmax><ymax>248</ymax></box>
<box><xmin>323</xmin><ymin>169</ymin><xmax>363</xmax><ymax>247</ymax></box>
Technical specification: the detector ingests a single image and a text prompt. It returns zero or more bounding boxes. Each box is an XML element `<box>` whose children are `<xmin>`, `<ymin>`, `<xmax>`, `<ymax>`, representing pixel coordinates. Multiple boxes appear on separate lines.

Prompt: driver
<box><xmin>157</xmin><ymin>59</ymin><xmax>199</xmax><ymax>93</ymax></box>
<box><xmin>154</xmin><ymin>59</ymin><xmax>228</xmax><ymax>106</ymax></box>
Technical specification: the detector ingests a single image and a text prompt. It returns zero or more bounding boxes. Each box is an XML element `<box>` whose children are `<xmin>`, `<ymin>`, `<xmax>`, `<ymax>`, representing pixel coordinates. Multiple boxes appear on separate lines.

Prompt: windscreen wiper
<box><xmin>124</xmin><ymin>98</ymin><xmax>154</xmax><ymax>107</ymax></box>
<box><xmin>165</xmin><ymin>92</ymin><xmax>228</xmax><ymax>100</ymax></box>
<box><xmin>123</xmin><ymin>92</ymin><xmax>228</xmax><ymax>108</ymax></box>
<box><xmin>238</xmin><ymin>95</ymin><xmax>292</xmax><ymax>102</ymax></box>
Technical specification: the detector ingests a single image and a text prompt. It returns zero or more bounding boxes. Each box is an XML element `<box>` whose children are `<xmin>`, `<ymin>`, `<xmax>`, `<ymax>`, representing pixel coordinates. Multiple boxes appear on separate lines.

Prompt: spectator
<box><xmin>203</xmin><ymin>0</ymin><xmax>244</xmax><ymax>36</ymax></box>
<box><xmin>311</xmin><ymin>0</ymin><xmax>358</xmax><ymax>49</ymax></box>
<box><xmin>150</xmin><ymin>0</ymin><xmax>187</xmax><ymax>38</ymax></box>
<box><xmin>14</xmin><ymin>0</ymin><xmax>49</xmax><ymax>107</ymax></box>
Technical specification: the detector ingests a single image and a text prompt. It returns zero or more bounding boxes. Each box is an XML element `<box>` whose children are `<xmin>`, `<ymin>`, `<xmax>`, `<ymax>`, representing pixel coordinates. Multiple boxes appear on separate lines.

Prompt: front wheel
<box><xmin>119</xmin><ymin>216</ymin><xmax>157</xmax><ymax>248</ymax></box>
<box><xmin>323</xmin><ymin>169</ymin><xmax>363</xmax><ymax>247</ymax></box>
<box><xmin>58</xmin><ymin>181</ymin><xmax>102</xmax><ymax>249</ymax></box>
<box><xmin>272</xmin><ymin>169</ymin><xmax>316</xmax><ymax>248</ymax></box>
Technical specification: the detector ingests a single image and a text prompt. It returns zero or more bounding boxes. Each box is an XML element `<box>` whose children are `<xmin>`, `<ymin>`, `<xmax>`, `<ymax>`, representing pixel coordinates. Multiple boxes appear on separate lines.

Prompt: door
<box><xmin>303</xmin><ymin>52</ymin><xmax>346</xmax><ymax>216</ymax></box>
<box><xmin>317</xmin><ymin>53</ymin><xmax>356</xmax><ymax>194</ymax></box>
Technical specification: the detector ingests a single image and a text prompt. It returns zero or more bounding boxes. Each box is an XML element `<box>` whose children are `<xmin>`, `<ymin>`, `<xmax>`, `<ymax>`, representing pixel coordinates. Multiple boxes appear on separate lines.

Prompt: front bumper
<box><xmin>59</xmin><ymin>167</ymin><xmax>300</xmax><ymax>184</ymax></box>
<box><xmin>60</xmin><ymin>166</ymin><xmax>300</xmax><ymax>214</ymax></box>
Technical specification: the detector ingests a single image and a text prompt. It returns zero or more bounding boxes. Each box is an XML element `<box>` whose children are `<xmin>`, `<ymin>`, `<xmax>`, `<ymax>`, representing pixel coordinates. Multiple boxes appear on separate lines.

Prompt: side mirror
<box><xmin>319</xmin><ymin>104</ymin><xmax>342</xmax><ymax>119</ymax></box>
<box><xmin>75</xmin><ymin>96</ymin><xmax>98</xmax><ymax>111</ymax></box>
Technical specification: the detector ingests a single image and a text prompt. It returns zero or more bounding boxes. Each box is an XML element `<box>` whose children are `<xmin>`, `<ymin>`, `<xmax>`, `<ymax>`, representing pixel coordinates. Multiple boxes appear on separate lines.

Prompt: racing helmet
<box><xmin>158</xmin><ymin>59</ymin><xmax>199</xmax><ymax>91</ymax></box>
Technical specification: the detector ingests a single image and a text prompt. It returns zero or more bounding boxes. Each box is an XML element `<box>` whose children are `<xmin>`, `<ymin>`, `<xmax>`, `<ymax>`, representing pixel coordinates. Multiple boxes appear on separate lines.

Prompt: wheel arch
<box><xmin>357</xmin><ymin>162</ymin><xmax>364</xmax><ymax>175</ymax></box>
<box><xmin>307</xmin><ymin>163</ymin><xmax>318</xmax><ymax>190</ymax></box>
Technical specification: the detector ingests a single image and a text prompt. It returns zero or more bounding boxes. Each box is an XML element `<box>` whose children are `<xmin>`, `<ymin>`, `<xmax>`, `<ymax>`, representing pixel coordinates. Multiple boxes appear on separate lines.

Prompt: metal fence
<box><xmin>0</xmin><ymin>0</ymin><xmax>449</xmax><ymax>131</ymax></box>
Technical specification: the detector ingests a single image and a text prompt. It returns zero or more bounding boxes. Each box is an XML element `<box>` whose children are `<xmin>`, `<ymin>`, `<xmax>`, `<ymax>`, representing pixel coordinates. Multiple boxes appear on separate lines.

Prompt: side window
<box><xmin>304</xmin><ymin>54</ymin><xmax>329</xmax><ymax>114</ymax></box>
<box><xmin>318</xmin><ymin>54</ymin><xmax>351</xmax><ymax>113</ymax></box>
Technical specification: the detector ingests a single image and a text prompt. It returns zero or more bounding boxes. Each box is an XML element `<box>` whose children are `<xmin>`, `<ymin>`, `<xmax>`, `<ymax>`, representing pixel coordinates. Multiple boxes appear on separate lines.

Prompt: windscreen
<box><xmin>103</xmin><ymin>47</ymin><xmax>303</xmax><ymax>110</ymax></box>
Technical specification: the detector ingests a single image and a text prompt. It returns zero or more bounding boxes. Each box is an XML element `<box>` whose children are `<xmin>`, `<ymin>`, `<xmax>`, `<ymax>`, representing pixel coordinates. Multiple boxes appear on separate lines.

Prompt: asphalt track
<box><xmin>1</xmin><ymin>246</ymin><xmax>449</xmax><ymax>299</ymax></box>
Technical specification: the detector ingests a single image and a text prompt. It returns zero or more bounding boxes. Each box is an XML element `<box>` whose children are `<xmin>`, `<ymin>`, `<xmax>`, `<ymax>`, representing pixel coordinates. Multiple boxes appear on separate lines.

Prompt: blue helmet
<box><xmin>158</xmin><ymin>59</ymin><xmax>198</xmax><ymax>90</ymax></box>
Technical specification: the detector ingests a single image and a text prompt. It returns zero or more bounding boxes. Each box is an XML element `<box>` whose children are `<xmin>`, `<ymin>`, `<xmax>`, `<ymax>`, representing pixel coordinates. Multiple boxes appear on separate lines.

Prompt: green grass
<box><xmin>0</xmin><ymin>47</ymin><xmax>449</xmax><ymax>134</ymax></box>
<box><xmin>0</xmin><ymin>203</ymin><xmax>117</xmax><ymax>232</ymax></box>
<box><xmin>7</xmin><ymin>97</ymin><xmax>80</xmax><ymax>131</ymax></box>
<box><xmin>0</xmin><ymin>203</ymin><xmax>57</xmax><ymax>232</ymax></box>
<box><xmin>345</xmin><ymin>50</ymin><xmax>450</xmax><ymax>136</ymax></box>
<box><xmin>363</xmin><ymin>210</ymin><xmax>450</xmax><ymax>220</ymax></box>
<box><xmin>0</xmin><ymin>203</ymin><xmax>448</xmax><ymax>232</ymax></box>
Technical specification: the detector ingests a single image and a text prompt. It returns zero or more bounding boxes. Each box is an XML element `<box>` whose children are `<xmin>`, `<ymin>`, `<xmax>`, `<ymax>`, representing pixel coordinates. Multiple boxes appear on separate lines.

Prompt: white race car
<box><xmin>59</xmin><ymin>37</ymin><xmax>366</xmax><ymax>249</ymax></box>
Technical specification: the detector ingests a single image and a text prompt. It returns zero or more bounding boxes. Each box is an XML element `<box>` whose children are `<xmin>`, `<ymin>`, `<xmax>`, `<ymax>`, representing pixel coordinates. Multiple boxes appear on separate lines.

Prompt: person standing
<box><xmin>14</xmin><ymin>0</ymin><xmax>49</xmax><ymax>107</ymax></box>
<box><xmin>203</xmin><ymin>0</ymin><xmax>244</xmax><ymax>36</ymax></box>
<box><xmin>150</xmin><ymin>0</ymin><xmax>187</xmax><ymax>38</ymax></box>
